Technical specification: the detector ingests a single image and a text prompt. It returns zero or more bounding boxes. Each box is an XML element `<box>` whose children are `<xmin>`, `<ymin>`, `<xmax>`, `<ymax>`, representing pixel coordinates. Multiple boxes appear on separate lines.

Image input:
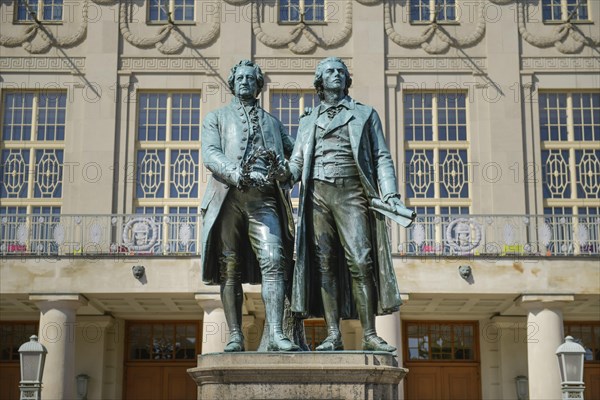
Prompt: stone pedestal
<box><xmin>188</xmin><ymin>352</ymin><xmax>408</xmax><ymax>400</ymax></box>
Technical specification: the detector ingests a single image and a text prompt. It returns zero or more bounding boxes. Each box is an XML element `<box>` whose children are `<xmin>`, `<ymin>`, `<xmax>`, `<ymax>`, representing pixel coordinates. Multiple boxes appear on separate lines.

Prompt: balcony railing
<box><xmin>0</xmin><ymin>214</ymin><xmax>199</xmax><ymax>257</ymax></box>
<box><xmin>397</xmin><ymin>214</ymin><xmax>599</xmax><ymax>257</ymax></box>
<box><xmin>0</xmin><ymin>213</ymin><xmax>598</xmax><ymax>258</ymax></box>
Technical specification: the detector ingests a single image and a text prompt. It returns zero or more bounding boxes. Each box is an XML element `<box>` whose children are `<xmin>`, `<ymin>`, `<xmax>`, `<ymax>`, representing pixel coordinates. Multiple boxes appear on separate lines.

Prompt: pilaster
<box><xmin>482</xmin><ymin>0</ymin><xmax>528</xmax><ymax>214</ymax></box>
<box><xmin>352</xmin><ymin>1</ymin><xmax>386</xmax><ymax>124</ymax></box>
<box><xmin>75</xmin><ymin>316</ymin><xmax>114</xmax><ymax>400</ymax></box>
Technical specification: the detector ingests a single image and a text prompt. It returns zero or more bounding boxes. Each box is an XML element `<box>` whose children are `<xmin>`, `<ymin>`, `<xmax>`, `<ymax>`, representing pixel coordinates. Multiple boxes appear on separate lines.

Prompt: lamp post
<box><xmin>556</xmin><ymin>336</ymin><xmax>586</xmax><ymax>400</ymax></box>
<box><xmin>18</xmin><ymin>335</ymin><xmax>47</xmax><ymax>400</ymax></box>
<box><xmin>514</xmin><ymin>375</ymin><xmax>529</xmax><ymax>400</ymax></box>
<box><xmin>76</xmin><ymin>374</ymin><xmax>90</xmax><ymax>400</ymax></box>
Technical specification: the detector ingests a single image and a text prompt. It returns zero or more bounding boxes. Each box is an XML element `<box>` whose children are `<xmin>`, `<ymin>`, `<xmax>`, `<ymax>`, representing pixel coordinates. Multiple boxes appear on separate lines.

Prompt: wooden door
<box><xmin>0</xmin><ymin>322</ymin><xmax>38</xmax><ymax>400</ymax></box>
<box><xmin>124</xmin><ymin>366</ymin><xmax>162</xmax><ymax>400</ymax></box>
<box><xmin>443</xmin><ymin>366</ymin><xmax>480</xmax><ymax>400</ymax></box>
<box><xmin>405</xmin><ymin>364</ymin><xmax>480</xmax><ymax>400</ymax></box>
<box><xmin>124</xmin><ymin>364</ymin><xmax>196</xmax><ymax>400</ymax></box>
<box><xmin>584</xmin><ymin>364</ymin><xmax>600</xmax><ymax>400</ymax></box>
<box><xmin>404</xmin><ymin>321</ymin><xmax>481</xmax><ymax>400</ymax></box>
<box><xmin>123</xmin><ymin>321</ymin><xmax>200</xmax><ymax>400</ymax></box>
<box><xmin>406</xmin><ymin>366</ymin><xmax>442</xmax><ymax>400</ymax></box>
<box><xmin>0</xmin><ymin>365</ymin><xmax>20</xmax><ymax>400</ymax></box>
<box><xmin>162</xmin><ymin>366</ymin><xmax>198</xmax><ymax>400</ymax></box>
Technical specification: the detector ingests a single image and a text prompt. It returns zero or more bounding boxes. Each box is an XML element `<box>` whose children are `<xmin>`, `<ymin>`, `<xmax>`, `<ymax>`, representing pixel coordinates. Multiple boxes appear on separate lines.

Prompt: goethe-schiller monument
<box><xmin>188</xmin><ymin>58</ymin><xmax>414</xmax><ymax>399</ymax></box>
<box><xmin>1</xmin><ymin>0</ymin><xmax>598</xmax><ymax>399</ymax></box>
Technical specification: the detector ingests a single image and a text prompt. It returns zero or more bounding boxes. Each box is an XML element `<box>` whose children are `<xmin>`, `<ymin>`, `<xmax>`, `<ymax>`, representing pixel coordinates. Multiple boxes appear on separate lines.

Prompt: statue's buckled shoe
<box><xmin>316</xmin><ymin>334</ymin><xmax>344</xmax><ymax>351</ymax></box>
<box><xmin>362</xmin><ymin>336</ymin><xmax>396</xmax><ymax>352</ymax></box>
<box><xmin>224</xmin><ymin>333</ymin><xmax>245</xmax><ymax>352</ymax></box>
<box><xmin>268</xmin><ymin>333</ymin><xmax>299</xmax><ymax>351</ymax></box>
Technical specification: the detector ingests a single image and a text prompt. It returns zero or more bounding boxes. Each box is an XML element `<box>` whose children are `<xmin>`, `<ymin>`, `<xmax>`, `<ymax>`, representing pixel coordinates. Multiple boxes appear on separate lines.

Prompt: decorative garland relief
<box><xmin>515</xmin><ymin>0</ymin><xmax>600</xmax><ymax>54</ymax></box>
<box><xmin>0</xmin><ymin>0</ymin><xmax>102</xmax><ymax>53</ymax></box>
<box><xmin>2</xmin><ymin>0</ymin><xmax>598</xmax><ymax>56</ymax></box>
<box><xmin>384</xmin><ymin>0</ymin><xmax>598</xmax><ymax>54</ymax></box>
<box><xmin>252</xmin><ymin>1</ymin><xmax>352</xmax><ymax>54</ymax></box>
<box><xmin>119</xmin><ymin>0</ymin><xmax>220</xmax><ymax>54</ymax></box>
<box><xmin>384</xmin><ymin>0</ymin><xmax>486</xmax><ymax>54</ymax></box>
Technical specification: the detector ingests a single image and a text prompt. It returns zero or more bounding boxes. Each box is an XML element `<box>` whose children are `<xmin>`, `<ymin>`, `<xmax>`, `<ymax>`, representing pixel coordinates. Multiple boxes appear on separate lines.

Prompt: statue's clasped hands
<box><xmin>237</xmin><ymin>147</ymin><xmax>290</xmax><ymax>190</ymax></box>
<box><xmin>269</xmin><ymin>154</ymin><xmax>291</xmax><ymax>182</ymax></box>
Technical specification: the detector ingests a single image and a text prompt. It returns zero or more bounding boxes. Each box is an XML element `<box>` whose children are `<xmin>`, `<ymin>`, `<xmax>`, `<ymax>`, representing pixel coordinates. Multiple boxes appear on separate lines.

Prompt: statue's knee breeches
<box><xmin>348</xmin><ymin>261</ymin><xmax>374</xmax><ymax>283</ymax></box>
<box><xmin>219</xmin><ymin>250</ymin><xmax>242</xmax><ymax>285</ymax></box>
<box><xmin>256</xmin><ymin>241</ymin><xmax>284</xmax><ymax>281</ymax></box>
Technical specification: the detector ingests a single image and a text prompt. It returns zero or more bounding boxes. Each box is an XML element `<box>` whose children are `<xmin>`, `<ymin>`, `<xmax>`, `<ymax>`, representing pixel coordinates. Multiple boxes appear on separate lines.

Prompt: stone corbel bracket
<box><xmin>0</xmin><ymin>0</ymin><xmax>109</xmax><ymax>53</ymax></box>
<box><xmin>252</xmin><ymin>1</ymin><xmax>352</xmax><ymax>54</ymax></box>
<box><xmin>119</xmin><ymin>0</ymin><xmax>220</xmax><ymax>54</ymax></box>
<box><xmin>384</xmin><ymin>0</ymin><xmax>486</xmax><ymax>54</ymax></box>
<box><xmin>516</xmin><ymin>0</ymin><xmax>600</xmax><ymax>54</ymax></box>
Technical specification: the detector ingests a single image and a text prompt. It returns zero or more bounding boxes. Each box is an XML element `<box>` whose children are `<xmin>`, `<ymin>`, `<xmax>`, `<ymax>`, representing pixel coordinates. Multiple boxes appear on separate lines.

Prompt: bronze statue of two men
<box><xmin>200</xmin><ymin>57</ymin><xmax>414</xmax><ymax>353</ymax></box>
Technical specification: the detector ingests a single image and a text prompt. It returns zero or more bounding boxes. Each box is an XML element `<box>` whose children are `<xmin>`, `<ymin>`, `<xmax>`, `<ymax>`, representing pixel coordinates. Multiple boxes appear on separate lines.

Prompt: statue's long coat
<box><xmin>289</xmin><ymin>97</ymin><xmax>402</xmax><ymax>318</ymax></box>
<box><xmin>200</xmin><ymin>98</ymin><xmax>295</xmax><ymax>285</ymax></box>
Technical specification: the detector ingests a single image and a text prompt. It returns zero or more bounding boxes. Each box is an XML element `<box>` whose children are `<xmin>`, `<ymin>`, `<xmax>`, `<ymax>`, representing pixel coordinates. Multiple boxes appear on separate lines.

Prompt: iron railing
<box><xmin>0</xmin><ymin>214</ymin><xmax>199</xmax><ymax>257</ymax></box>
<box><xmin>0</xmin><ymin>213</ymin><xmax>598</xmax><ymax>257</ymax></box>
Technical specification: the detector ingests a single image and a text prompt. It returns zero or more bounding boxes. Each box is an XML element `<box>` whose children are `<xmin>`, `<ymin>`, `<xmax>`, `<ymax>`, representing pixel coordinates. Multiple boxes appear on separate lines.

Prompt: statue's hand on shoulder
<box><xmin>300</xmin><ymin>107</ymin><xmax>313</xmax><ymax>119</ymax></box>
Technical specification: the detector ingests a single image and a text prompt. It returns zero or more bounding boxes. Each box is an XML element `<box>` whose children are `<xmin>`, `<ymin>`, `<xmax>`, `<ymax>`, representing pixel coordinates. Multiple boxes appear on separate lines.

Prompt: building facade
<box><xmin>0</xmin><ymin>0</ymin><xmax>599</xmax><ymax>399</ymax></box>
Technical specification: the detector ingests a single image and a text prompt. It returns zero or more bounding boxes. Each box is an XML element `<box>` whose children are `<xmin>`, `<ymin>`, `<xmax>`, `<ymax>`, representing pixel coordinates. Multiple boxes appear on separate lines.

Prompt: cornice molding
<box><xmin>521</xmin><ymin>57</ymin><xmax>600</xmax><ymax>71</ymax></box>
<box><xmin>119</xmin><ymin>57</ymin><xmax>219</xmax><ymax>72</ymax></box>
<box><xmin>254</xmin><ymin>57</ymin><xmax>352</xmax><ymax>72</ymax></box>
<box><xmin>0</xmin><ymin>56</ymin><xmax>85</xmax><ymax>72</ymax></box>
<box><xmin>387</xmin><ymin>57</ymin><xmax>486</xmax><ymax>72</ymax></box>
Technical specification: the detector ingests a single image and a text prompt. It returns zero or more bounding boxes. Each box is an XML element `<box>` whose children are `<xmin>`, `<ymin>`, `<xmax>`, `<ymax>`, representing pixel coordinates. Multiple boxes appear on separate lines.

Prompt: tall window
<box><xmin>404</xmin><ymin>92</ymin><xmax>470</xmax><ymax>215</ymax></box>
<box><xmin>148</xmin><ymin>0</ymin><xmax>194</xmax><ymax>23</ymax></box>
<box><xmin>280</xmin><ymin>0</ymin><xmax>326</xmax><ymax>23</ymax></box>
<box><xmin>1</xmin><ymin>91</ymin><xmax>66</xmax><ymax>253</ymax></box>
<box><xmin>403</xmin><ymin>92</ymin><xmax>469</xmax><ymax>254</ymax></box>
<box><xmin>539</xmin><ymin>92</ymin><xmax>599</xmax><ymax>254</ymax></box>
<box><xmin>0</xmin><ymin>322</ymin><xmax>38</xmax><ymax>362</ymax></box>
<box><xmin>404</xmin><ymin>321</ymin><xmax>477</xmax><ymax>361</ymax></box>
<box><xmin>270</xmin><ymin>90</ymin><xmax>319</xmax><ymax>203</ymax></box>
<box><xmin>134</xmin><ymin>92</ymin><xmax>200</xmax><ymax>253</ymax></box>
<box><xmin>564</xmin><ymin>322</ymin><xmax>600</xmax><ymax>362</ymax></box>
<box><xmin>542</xmin><ymin>0</ymin><xmax>589</xmax><ymax>22</ymax></box>
<box><xmin>410</xmin><ymin>0</ymin><xmax>456</xmax><ymax>23</ymax></box>
<box><xmin>271</xmin><ymin>90</ymin><xmax>319</xmax><ymax>139</ymax></box>
<box><xmin>127</xmin><ymin>321</ymin><xmax>199</xmax><ymax>360</ymax></box>
<box><xmin>15</xmin><ymin>0</ymin><xmax>63</xmax><ymax>22</ymax></box>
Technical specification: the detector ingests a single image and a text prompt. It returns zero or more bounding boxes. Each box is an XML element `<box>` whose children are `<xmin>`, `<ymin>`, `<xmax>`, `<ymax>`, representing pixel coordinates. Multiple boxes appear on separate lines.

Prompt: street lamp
<box><xmin>556</xmin><ymin>336</ymin><xmax>586</xmax><ymax>400</ymax></box>
<box><xmin>18</xmin><ymin>335</ymin><xmax>47</xmax><ymax>400</ymax></box>
<box><xmin>76</xmin><ymin>374</ymin><xmax>90</xmax><ymax>400</ymax></box>
<box><xmin>514</xmin><ymin>375</ymin><xmax>529</xmax><ymax>400</ymax></box>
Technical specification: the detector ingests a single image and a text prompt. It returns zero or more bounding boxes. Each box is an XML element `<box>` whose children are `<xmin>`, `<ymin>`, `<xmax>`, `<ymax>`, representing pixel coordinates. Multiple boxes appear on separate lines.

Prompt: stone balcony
<box><xmin>1</xmin><ymin>212</ymin><xmax>598</xmax><ymax>323</ymax></box>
